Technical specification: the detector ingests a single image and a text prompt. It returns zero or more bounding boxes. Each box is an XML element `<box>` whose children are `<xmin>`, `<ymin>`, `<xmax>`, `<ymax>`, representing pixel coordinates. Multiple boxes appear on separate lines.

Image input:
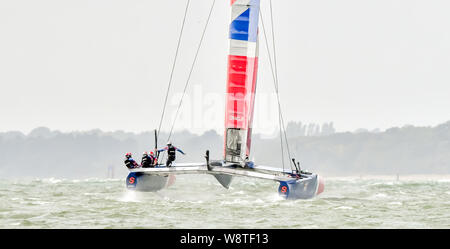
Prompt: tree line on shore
<box><xmin>0</xmin><ymin>121</ymin><xmax>449</xmax><ymax>179</ymax></box>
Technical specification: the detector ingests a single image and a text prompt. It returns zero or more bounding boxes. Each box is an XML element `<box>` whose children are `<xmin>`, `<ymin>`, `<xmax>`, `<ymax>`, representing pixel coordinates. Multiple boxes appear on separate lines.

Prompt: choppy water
<box><xmin>0</xmin><ymin>175</ymin><xmax>449</xmax><ymax>228</ymax></box>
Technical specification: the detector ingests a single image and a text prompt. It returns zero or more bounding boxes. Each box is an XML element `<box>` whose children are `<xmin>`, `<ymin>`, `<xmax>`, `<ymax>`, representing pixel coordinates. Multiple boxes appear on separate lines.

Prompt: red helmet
<box><xmin>125</xmin><ymin>152</ymin><xmax>132</xmax><ymax>158</ymax></box>
<box><xmin>150</xmin><ymin>151</ymin><xmax>154</xmax><ymax>155</ymax></box>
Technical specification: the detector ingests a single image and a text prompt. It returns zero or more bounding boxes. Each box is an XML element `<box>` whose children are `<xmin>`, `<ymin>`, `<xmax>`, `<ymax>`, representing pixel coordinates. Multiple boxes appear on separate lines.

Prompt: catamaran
<box><xmin>125</xmin><ymin>0</ymin><xmax>324</xmax><ymax>200</ymax></box>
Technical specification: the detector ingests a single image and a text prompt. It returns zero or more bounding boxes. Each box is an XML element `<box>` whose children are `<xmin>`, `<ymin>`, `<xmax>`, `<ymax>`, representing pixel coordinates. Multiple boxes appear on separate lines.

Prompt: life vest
<box><xmin>168</xmin><ymin>146</ymin><xmax>176</xmax><ymax>159</ymax></box>
<box><xmin>124</xmin><ymin>158</ymin><xmax>137</xmax><ymax>169</ymax></box>
<box><xmin>149</xmin><ymin>155</ymin><xmax>156</xmax><ymax>165</ymax></box>
<box><xmin>141</xmin><ymin>155</ymin><xmax>151</xmax><ymax>168</ymax></box>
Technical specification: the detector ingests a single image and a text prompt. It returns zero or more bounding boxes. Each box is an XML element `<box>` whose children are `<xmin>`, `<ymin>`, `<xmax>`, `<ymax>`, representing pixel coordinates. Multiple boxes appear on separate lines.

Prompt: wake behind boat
<box><xmin>123</xmin><ymin>0</ymin><xmax>325</xmax><ymax>200</ymax></box>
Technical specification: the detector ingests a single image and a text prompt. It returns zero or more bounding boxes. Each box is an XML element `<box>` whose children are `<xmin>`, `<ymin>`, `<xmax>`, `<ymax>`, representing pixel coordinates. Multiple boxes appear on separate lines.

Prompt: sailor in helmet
<box><xmin>149</xmin><ymin>151</ymin><xmax>157</xmax><ymax>166</ymax></box>
<box><xmin>124</xmin><ymin>152</ymin><xmax>139</xmax><ymax>169</ymax></box>
<box><xmin>140</xmin><ymin>151</ymin><xmax>152</xmax><ymax>168</ymax></box>
<box><xmin>157</xmin><ymin>141</ymin><xmax>186</xmax><ymax>167</ymax></box>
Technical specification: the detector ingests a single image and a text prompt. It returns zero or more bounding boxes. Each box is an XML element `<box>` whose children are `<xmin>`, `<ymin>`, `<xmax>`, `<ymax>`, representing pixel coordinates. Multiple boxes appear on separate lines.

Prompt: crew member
<box><xmin>157</xmin><ymin>141</ymin><xmax>185</xmax><ymax>167</ymax></box>
<box><xmin>244</xmin><ymin>156</ymin><xmax>255</xmax><ymax>169</ymax></box>
<box><xmin>149</xmin><ymin>151</ymin><xmax>156</xmax><ymax>167</ymax></box>
<box><xmin>124</xmin><ymin>152</ymin><xmax>139</xmax><ymax>169</ymax></box>
<box><xmin>141</xmin><ymin>151</ymin><xmax>152</xmax><ymax>168</ymax></box>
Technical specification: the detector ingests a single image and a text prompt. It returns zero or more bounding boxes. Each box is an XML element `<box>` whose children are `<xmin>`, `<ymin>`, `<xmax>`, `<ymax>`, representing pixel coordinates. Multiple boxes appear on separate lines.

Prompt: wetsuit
<box><xmin>149</xmin><ymin>155</ymin><xmax>156</xmax><ymax>167</ymax></box>
<box><xmin>167</xmin><ymin>146</ymin><xmax>176</xmax><ymax>167</ymax></box>
<box><xmin>141</xmin><ymin>155</ymin><xmax>152</xmax><ymax>168</ymax></box>
<box><xmin>158</xmin><ymin>145</ymin><xmax>185</xmax><ymax>167</ymax></box>
<box><xmin>124</xmin><ymin>158</ymin><xmax>138</xmax><ymax>169</ymax></box>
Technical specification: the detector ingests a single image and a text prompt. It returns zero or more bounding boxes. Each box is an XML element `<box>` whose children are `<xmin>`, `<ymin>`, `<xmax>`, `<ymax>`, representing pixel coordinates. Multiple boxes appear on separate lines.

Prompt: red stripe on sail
<box><xmin>225</xmin><ymin>55</ymin><xmax>258</xmax><ymax>129</ymax></box>
<box><xmin>245</xmin><ymin>57</ymin><xmax>258</xmax><ymax>155</ymax></box>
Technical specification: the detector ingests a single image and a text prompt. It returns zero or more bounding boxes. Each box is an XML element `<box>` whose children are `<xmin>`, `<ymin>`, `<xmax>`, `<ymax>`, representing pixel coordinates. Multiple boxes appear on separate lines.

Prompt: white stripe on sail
<box><xmin>229</xmin><ymin>39</ymin><xmax>258</xmax><ymax>57</ymax></box>
<box><xmin>230</xmin><ymin>4</ymin><xmax>248</xmax><ymax>22</ymax></box>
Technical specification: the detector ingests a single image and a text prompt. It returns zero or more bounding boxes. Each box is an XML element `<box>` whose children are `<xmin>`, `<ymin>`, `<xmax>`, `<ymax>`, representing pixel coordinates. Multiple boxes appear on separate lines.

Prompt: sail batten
<box><xmin>224</xmin><ymin>0</ymin><xmax>260</xmax><ymax>164</ymax></box>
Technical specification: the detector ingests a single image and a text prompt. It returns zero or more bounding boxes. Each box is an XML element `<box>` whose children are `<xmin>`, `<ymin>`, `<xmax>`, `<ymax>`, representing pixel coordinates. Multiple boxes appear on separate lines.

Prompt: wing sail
<box><xmin>224</xmin><ymin>0</ymin><xmax>260</xmax><ymax>164</ymax></box>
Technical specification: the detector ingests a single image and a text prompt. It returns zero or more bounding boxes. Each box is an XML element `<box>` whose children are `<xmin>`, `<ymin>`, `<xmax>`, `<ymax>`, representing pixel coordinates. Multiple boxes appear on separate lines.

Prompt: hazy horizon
<box><xmin>1</xmin><ymin>121</ymin><xmax>450</xmax><ymax>179</ymax></box>
<box><xmin>2</xmin><ymin>120</ymin><xmax>449</xmax><ymax>137</ymax></box>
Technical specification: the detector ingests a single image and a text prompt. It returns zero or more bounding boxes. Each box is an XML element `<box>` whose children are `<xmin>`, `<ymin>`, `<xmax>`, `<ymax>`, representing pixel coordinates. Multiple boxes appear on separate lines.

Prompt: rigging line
<box><xmin>158</xmin><ymin>0</ymin><xmax>216</xmax><ymax>165</ymax></box>
<box><xmin>269</xmin><ymin>0</ymin><xmax>295</xmax><ymax>170</ymax></box>
<box><xmin>157</xmin><ymin>0</ymin><xmax>191</xmax><ymax>140</ymax></box>
<box><xmin>166</xmin><ymin>0</ymin><xmax>216</xmax><ymax>144</ymax></box>
<box><xmin>259</xmin><ymin>9</ymin><xmax>290</xmax><ymax>172</ymax></box>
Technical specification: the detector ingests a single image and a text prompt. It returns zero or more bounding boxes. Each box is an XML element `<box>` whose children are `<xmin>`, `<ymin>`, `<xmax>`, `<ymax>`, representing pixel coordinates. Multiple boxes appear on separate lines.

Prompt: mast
<box><xmin>224</xmin><ymin>0</ymin><xmax>260</xmax><ymax>164</ymax></box>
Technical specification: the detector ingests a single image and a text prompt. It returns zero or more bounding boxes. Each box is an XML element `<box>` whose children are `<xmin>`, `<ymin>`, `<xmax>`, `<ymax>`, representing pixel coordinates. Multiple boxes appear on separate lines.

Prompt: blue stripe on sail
<box><xmin>229</xmin><ymin>5</ymin><xmax>259</xmax><ymax>42</ymax></box>
<box><xmin>230</xmin><ymin>8</ymin><xmax>250</xmax><ymax>41</ymax></box>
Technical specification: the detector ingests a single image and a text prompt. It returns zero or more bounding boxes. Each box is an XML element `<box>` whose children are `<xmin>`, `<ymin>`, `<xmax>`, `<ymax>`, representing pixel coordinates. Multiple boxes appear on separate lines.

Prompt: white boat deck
<box><xmin>130</xmin><ymin>162</ymin><xmax>308</xmax><ymax>182</ymax></box>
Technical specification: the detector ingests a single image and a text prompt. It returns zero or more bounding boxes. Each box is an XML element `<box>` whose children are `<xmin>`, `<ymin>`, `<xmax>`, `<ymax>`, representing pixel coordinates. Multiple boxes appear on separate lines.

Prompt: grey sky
<box><xmin>1</xmin><ymin>0</ymin><xmax>449</xmax><ymax>135</ymax></box>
